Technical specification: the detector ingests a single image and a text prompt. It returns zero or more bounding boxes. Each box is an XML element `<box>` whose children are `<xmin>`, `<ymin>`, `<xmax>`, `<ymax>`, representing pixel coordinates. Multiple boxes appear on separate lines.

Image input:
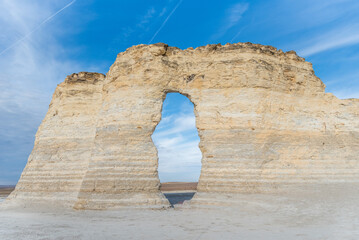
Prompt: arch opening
<box><xmin>152</xmin><ymin>92</ymin><xmax>202</xmax><ymax>206</ymax></box>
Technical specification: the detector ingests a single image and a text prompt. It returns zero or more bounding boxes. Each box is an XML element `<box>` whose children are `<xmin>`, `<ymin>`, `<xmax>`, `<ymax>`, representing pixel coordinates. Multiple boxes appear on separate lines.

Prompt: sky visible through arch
<box><xmin>0</xmin><ymin>0</ymin><xmax>359</xmax><ymax>184</ymax></box>
<box><xmin>152</xmin><ymin>93</ymin><xmax>201</xmax><ymax>182</ymax></box>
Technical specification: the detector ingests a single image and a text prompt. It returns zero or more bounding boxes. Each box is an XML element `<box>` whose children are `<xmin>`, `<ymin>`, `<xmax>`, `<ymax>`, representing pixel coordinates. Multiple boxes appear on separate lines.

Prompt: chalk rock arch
<box><xmin>7</xmin><ymin>43</ymin><xmax>359</xmax><ymax>209</ymax></box>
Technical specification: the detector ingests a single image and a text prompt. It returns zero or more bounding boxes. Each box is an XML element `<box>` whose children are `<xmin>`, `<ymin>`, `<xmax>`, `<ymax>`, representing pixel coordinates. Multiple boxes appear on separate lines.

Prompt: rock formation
<box><xmin>7</xmin><ymin>42</ymin><xmax>359</xmax><ymax>209</ymax></box>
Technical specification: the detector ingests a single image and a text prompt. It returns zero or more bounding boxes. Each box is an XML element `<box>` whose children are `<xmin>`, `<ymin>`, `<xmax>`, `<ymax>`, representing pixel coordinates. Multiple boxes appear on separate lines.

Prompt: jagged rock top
<box><xmin>65</xmin><ymin>43</ymin><xmax>309</xmax><ymax>87</ymax></box>
<box><xmin>104</xmin><ymin>42</ymin><xmax>326</xmax><ymax>96</ymax></box>
<box><xmin>121</xmin><ymin>42</ymin><xmax>307</xmax><ymax>62</ymax></box>
<box><xmin>65</xmin><ymin>72</ymin><xmax>106</xmax><ymax>84</ymax></box>
<box><xmin>62</xmin><ymin>43</ymin><xmax>355</xmax><ymax>100</ymax></box>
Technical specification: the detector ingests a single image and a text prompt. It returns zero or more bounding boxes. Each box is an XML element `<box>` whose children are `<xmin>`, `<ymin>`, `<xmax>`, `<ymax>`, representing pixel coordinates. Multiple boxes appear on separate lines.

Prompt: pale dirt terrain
<box><xmin>0</xmin><ymin>187</ymin><xmax>14</xmax><ymax>204</ymax></box>
<box><xmin>1</xmin><ymin>184</ymin><xmax>359</xmax><ymax>240</ymax></box>
<box><xmin>160</xmin><ymin>182</ymin><xmax>198</xmax><ymax>192</ymax></box>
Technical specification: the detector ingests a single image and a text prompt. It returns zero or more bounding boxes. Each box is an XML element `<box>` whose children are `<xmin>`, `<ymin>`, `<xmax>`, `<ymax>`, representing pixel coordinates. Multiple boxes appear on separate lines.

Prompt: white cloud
<box><xmin>331</xmin><ymin>89</ymin><xmax>359</xmax><ymax>99</ymax></box>
<box><xmin>159</xmin><ymin>7</ymin><xmax>167</xmax><ymax>17</ymax></box>
<box><xmin>272</xmin><ymin>0</ymin><xmax>359</xmax><ymax>57</ymax></box>
<box><xmin>136</xmin><ymin>7</ymin><xmax>156</xmax><ymax>29</ymax></box>
<box><xmin>0</xmin><ymin>0</ymin><xmax>98</xmax><ymax>184</ymax></box>
<box><xmin>299</xmin><ymin>24</ymin><xmax>359</xmax><ymax>57</ymax></box>
<box><xmin>226</xmin><ymin>3</ymin><xmax>249</xmax><ymax>30</ymax></box>
<box><xmin>156</xmin><ymin>135</ymin><xmax>184</xmax><ymax>149</ymax></box>
<box><xmin>152</xmin><ymin>114</ymin><xmax>196</xmax><ymax>138</ymax></box>
<box><xmin>152</xmin><ymin>112</ymin><xmax>202</xmax><ymax>182</ymax></box>
<box><xmin>119</xmin><ymin>3</ymin><xmax>173</xmax><ymax>43</ymax></box>
<box><xmin>212</xmin><ymin>3</ymin><xmax>249</xmax><ymax>41</ymax></box>
<box><xmin>157</xmin><ymin>139</ymin><xmax>202</xmax><ymax>182</ymax></box>
<box><xmin>0</xmin><ymin>0</ymin><xmax>83</xmax><ymax>114</ymax></box>
<box><xmin>324</xmin><ymin>72</ymin><xmax>359</xmax><ymax>99</ymax></box>
<box><xmin>0</xmin><ymin>0</ymin><xmax>76</xmax><ymax>57</ymax></box>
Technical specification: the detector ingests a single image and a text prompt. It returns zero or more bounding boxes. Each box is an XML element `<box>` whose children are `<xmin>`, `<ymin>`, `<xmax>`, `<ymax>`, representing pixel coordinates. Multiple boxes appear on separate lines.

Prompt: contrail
<box><xmin>148</xmin><ymin>0</ymin><xmax>183</xmax><ymax>44</ymax></box>
<box><xmin>0</xmin><ymin>0</ymin><xmax>76</xmax><ymax>57</ymax></box>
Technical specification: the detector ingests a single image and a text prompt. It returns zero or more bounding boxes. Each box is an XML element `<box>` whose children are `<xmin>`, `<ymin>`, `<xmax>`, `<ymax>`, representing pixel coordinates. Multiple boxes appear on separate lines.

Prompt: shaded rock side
<box><xmin>7</xmin><ymin>72</ymin><xmax>106</xmax><ymax>207</ymax></box>
<box><xmin>8</xmin><ymin>42</ymin><xmax>359</xmax><ymax>209</ymax></box>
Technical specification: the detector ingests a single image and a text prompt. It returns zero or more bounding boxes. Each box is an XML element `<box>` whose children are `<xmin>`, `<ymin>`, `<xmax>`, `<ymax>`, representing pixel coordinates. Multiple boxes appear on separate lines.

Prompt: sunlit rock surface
<box><xmin>6</xmin><ymin>43</ymin><xmax>359</xmax><ymax>209</ymax></box>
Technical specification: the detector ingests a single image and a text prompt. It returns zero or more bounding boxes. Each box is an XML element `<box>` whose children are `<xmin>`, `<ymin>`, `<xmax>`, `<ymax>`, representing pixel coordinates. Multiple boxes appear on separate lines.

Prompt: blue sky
<box><xmin>0</xmin><ymin>0</ymin><xmax>359</xmax><ymax>184</ymax></box>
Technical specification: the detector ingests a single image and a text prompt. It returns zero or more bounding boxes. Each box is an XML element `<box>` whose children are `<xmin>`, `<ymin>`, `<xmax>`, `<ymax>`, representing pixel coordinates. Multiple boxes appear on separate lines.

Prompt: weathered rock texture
<box><xmin>7</xmin><ymin>43</ymin><xmax>359</xmax><ymax>209</ymax></box>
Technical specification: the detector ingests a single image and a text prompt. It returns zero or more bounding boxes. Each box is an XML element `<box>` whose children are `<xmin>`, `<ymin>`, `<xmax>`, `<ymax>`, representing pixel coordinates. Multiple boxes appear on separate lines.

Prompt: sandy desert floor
<box><xmin>1</xmin><ymin>184</ymin><xmax>359</xmax><ymax>240</ymax></box>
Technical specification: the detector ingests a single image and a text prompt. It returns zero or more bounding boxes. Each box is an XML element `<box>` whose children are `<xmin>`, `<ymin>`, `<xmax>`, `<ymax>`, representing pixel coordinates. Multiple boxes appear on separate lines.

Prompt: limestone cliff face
<box><xmin>8</xmin><ymin>43</ymin><xmax>359</xmax><ymax>209</ymax></box>
<box><xmin>8</xmin><ymin>72</ymin><xmax>105</xmax><ymax>206</ymax></box>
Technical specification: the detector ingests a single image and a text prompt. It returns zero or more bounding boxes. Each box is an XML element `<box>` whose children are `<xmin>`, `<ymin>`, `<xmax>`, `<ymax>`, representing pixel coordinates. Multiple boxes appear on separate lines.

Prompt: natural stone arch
<box><xmin>7</xmin><ymin>42</ymin><xmax>359</xmax><ymax>209</ymax></box>
<box><xmin>152</xmin><ymin>90</ymin><xmax>202</xmax><ymax>183</ymax></box>
<box><xmin>74</xmin><ymin>86</ymin><xmax>203</xmax><ymax>209</ymax></box>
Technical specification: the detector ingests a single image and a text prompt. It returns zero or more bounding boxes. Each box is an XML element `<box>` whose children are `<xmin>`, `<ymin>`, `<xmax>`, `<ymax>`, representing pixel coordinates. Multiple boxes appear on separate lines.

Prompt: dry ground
<box><xmin>0</xmin><ymin>186</ymin><xmax>14</xmax><ymax>203</ymax></box>
<box><xmin>0</xmin><ymin>187</ymin><xmax>14</xmax><ymax>196</ymax></box>
<box><xmin>0</xmin><ymin>184</ymin><xmax>358</xmax><ymax>239</ymax></box>
<box><xmin>160</xmin><ymin>182</ymin><xmax>198</xmax><ymax>192</ymax></box>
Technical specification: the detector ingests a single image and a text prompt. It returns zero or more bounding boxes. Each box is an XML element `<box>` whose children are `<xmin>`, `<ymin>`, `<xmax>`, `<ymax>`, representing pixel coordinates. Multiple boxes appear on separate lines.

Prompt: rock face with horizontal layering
<box><xmin>7</xmin><ymin>43</ymin><xmax>359</xmax><ymax>209</ymax></box>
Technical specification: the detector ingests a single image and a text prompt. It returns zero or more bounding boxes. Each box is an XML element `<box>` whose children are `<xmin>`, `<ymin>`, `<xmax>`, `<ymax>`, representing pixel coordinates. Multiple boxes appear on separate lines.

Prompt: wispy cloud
<box><xmin>119</xmin><ymin>5</ymin><xmax>168</xmax><ymax>42</ymax></box>
<box><xmin>152</xmin><ymin>111</ymin><xmax>202</xmax><ymax>182</ymax></box>
<box><xmin>159</xmin><ymin>7</ymin><xmax>167</xmax><ymax>17</ymax></box>
<box><xmin>0</xmin><ymin>0</ymin><xmax>76</xmax><ymax>56</ymax></box>
<box><xmin>225</xmin><ymin>3</ymin><xmax>249</xmax><ymax>33</ymax></box>
<box><xmin>136</xmin><ymin>7</ymin><xmax>156</xmax><ymax>29</ymax></box>
<box><xmin>268</xmin><ymin>0</ymin><xmax>359</xmax><ymax>99</ymax></box>
<box><xmin>153</xmin><ymin>114</ymin><xmax>196</xmax><ymax>137</ymax></box>
<box><xmin>212</xmin><ymin>3</ymin><xmax>249</xmax><ymax>41</ymax></box>
<box><xmin>330</xmin><ymin>88</ymin><xmax>359</xmax><ymax>99</ymax></box>
<box><xmin>148</xmin><ymin>0</ymin><xmax>184</xmax><ymax>44</ymax></box>
<box><xmin>271</xmin><ymin>0</ymin><xmax>359</xmax><ymax>57</ymax></box>
<box><xmin>0</xmin><ymin>1</ymin><xmax>96</xmax><ymax>184</ymax></box>
<box><xmin>324</xmin><ymin>72</ymin><xmax>359</xmax><ymax>99</ymax></box>
<box><xmin>299</xmin><ymin>24</ymin><xmax>359</xmax><ymax>57</ymax></box>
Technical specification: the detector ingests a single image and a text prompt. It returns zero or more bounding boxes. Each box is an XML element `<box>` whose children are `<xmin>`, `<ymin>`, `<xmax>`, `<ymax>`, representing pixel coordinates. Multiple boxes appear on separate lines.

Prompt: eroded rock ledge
<box><xmin>138</xmin><ymin>42</ymin><xmax>306</xmax><ymax>60</ymax></box>
<box><xmin>6</xmin><ymin>42</ymin><xmax>359</xmax><ymax>209</ymax></box>
<box><xmin>65</xmin><ymin>72</ymin><xmax>106</xmax><ymax>84</ymax></box>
